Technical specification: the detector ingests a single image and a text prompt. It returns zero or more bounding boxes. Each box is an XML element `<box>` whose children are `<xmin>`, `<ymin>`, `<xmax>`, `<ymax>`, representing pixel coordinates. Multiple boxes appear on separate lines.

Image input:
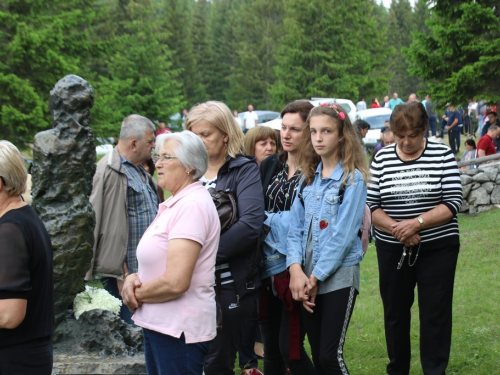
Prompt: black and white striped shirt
<box><xmin>367</xmin><ymin>141</ymin><xmax>462</xmax><ymax>249</ymax></box>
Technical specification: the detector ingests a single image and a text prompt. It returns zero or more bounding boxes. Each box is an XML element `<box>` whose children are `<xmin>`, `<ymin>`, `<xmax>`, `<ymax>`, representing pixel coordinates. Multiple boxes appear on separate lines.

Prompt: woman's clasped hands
<box><xmin>289</xmin><ymin>264</ymin><xmax>318</xmax><ymax>313</ymax></box>
<box><xmin>121</xmin><ymin>273</ymin><xmax>143</xmax><ymax>312</ymax></box>
<box><xmin>391</xmin><ymin>218</ymin><xmax>421</xmax><ymax>247</ymax></box>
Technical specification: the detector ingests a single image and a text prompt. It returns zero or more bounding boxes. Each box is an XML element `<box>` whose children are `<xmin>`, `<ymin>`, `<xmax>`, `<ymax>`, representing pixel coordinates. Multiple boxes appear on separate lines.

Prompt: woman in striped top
<box><xmin>367</xmin><ymin>101</ymin><xmax>462</xmax><ymax>375</ymax></box>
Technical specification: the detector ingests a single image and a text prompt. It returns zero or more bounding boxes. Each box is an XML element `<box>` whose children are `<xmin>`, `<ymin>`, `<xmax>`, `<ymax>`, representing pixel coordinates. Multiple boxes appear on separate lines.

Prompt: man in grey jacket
<box><xmin>86</xmin><ymin>114</ymin><xmax>159</xmax><ymax>323</ymax></box>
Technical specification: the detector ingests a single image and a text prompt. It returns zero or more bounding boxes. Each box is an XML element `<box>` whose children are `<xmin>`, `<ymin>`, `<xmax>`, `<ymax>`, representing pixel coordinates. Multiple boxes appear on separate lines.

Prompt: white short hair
<box><xmin>156</xmin><ymin>131</ymin><xmax>208</xmax><ymax>180</ymax></box>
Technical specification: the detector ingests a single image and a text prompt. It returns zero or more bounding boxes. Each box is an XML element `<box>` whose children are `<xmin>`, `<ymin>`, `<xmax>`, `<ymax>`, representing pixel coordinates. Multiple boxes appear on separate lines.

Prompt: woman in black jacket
<box><xmin>186</xmin><ymin>101</ymin><xmax>265</xmax><ymax>375</ymax></box>
<box><xmin>259</xmin><ymin>100</ymin><xmax>315</xmax><ymax>375</ymax></box>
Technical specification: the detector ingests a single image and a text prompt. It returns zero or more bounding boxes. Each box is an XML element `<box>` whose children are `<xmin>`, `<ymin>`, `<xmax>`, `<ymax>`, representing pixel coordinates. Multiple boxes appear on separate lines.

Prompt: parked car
<box><xmin>355</xmin><ymin>108</ymin><xmax>392</xmax><ymax>150</ymax></box>
<box><xmin>260</xmin><ymin>117</ymin><xmax>282</xmax><ymax>131</ymax></box>
<box><xmin>238</xmin><ymin>110</ymin><xmax>280</xmax><ymax>132</ymax></box>
<box><xmin>310</xmin><ymin>97</ymin><xmax>357</xmax><ymax>123</ymax></box>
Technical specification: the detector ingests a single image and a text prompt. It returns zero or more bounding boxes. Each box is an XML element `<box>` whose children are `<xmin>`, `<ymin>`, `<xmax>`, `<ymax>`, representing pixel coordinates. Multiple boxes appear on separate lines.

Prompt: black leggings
<box><xmin>260</xmin><ymin>286</ymin><xmax>314</xmax><ymax>374</ymax></box>
<box><xmin>302</xmin><ymin>287</ymin><xmax>358</xmax><ymax>375</ymax></box>
<box><xmin>204</xmin><ymin>283</ymin><xmax>259</xmax><ymax>375</ymax></box>
<box><xmin>0</xmin><ymin>338</ymin><xmax>53</xmax><ymax>375</ymax></box>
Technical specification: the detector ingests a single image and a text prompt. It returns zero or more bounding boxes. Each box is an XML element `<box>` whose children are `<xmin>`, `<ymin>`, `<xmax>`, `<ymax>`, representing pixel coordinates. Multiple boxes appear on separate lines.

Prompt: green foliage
<box><xmin>270</xmin><ymin>0</ymin><xmax>391</xmax><ymax>109</ymax></box>
<box><xmin>0</xmin><ymin>0</ymin><xmax>92</xmax><ymax>143</ymax></box>
<box><xmin>88</xmin><ymin>0</ymin><xmax>184</xmax><ymax>137</ymax></box>
<box><xmin>387</xmin><ymin>0</ymin><xmax>429</xmax><ymax>98</ymax></box>
<box><xmin>0</xmin><ymin>0</ymin><xmax>450</xmax><ymax>147</ymax></box>
<box><xmin>160</xmin><ymin>0</ymin><xmax>205</xmax><ymax>108</ymax></box>
<box><xmin>226</xmin><ymin>0</ymin><xmax>283</xmax><ymax>111</ymax></box>
<box><xmin>406</xmin><ymin>1</ymin><xmax>500</xmax><ymax>107</ymax></box>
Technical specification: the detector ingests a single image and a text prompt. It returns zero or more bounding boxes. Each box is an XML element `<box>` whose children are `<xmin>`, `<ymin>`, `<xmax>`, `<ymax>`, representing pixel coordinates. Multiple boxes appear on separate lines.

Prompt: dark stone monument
<box><xmin>32</xmin><ymin>75</ymin><xmax>96</xmax><ymax>327</ymax></box>
<box><xmin>32</xmin><ymin>75</ymin><xmax>146</xmax><ymax>372</ymax></box>
<box><xmin>53</xmin><ymin>309</ymin><xmax>144</xmax><ymax>356</ymax></box>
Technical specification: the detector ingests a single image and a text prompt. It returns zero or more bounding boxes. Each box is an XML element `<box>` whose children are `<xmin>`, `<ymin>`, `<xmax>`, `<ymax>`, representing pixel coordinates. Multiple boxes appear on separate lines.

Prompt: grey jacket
<box><xmin>85</xmin><ymin>147</ymin><xmax>158</xmax><ymax>280</ymax></box>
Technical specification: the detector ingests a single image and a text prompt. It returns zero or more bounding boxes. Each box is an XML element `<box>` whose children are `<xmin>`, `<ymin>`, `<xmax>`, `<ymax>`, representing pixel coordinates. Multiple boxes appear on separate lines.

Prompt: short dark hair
<box><xmin>354</xmin><ymin>119</ymin><xmax>370</xmax><ymax>130</ymax></box>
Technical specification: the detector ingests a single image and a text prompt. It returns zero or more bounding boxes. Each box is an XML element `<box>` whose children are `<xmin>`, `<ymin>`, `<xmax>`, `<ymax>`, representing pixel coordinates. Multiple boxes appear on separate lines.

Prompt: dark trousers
<box><xmin>238</xmin><ymin>295</ymin><xmax>260</xmax><ymax>369</ymax></box>
<box><xmin>427</xmin><ymin>116</ymin><xmax>437</xmax><ymax>137</ymax></box>
<box><xmin>143</xmin><ymin>329</ymin><xmax>211</xmax><ymax>375</ymax></box>
<box><xmin>439</xmin><ymin>118</ymin><xmax>446</xmax><ymax>135</ymax></box>
<box><xmin>204</xmin><ymin>283</ymin><xmax>259</xmax><ymax>375</ymax></box>
<box><xmin>102</xmin><ymin>277</ymin><xmax>134</xmax><ymax>325</ymax></box>
<box><xmin>260</xmin><ymin>287</ymin><xmax>314</xmax><ymax>375</ymax></box>
<box><xmin>448</xmin><ymin>129</ymin><xmax>460</xmax><ymax>155</ymax></box>
<box><xmin>0</xmin><ymin>338</ymin><xmax>53</xmax><ymax>375</ymax></box>
<box><xmin>302</xmin><ymin>287</ymin><xmax>358</xmax><ymax>375</ymax></box>
<box><xmin>376</xmin><ymin>244</ymin><xmax>459</xmax><ymax>375</ymax></box>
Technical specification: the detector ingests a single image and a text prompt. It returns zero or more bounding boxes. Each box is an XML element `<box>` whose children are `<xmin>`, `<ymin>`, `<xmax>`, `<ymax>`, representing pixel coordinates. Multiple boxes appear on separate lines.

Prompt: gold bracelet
<box><xmin>124</xmin><ymin>272</ymin><xmax>130</xmax><ymax>278</ymax></box>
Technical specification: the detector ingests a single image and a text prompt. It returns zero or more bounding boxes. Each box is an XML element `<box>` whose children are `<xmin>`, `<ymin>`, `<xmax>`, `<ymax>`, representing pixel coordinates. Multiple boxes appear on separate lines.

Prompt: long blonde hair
<box><xmin>298</xmin><ymin>105</ymin><xmax>369</xmax><ymax>185</ymax></box>
<box><xmin>185</xmin><ymin>101</ymin><xmax>245</xmax><ymax>158</ymax></box>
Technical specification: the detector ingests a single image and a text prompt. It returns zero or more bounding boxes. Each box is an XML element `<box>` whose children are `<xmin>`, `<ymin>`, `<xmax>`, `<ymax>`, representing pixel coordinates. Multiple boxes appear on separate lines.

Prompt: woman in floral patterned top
<box><xmin>259</xmin><ymin>100</ymin><xmax>315</xmax><ymax>374</ymax></box>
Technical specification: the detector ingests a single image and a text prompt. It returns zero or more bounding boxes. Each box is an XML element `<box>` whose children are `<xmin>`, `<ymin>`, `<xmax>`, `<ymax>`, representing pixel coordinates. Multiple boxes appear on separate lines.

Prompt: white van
<box><xmin>355</xmin><ymin>108</ymin><xmax>392</xmax><ymax>150</ymax></box>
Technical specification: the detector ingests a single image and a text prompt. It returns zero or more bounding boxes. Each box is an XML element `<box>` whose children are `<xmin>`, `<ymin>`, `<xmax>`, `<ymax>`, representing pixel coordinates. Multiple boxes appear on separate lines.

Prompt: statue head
<box><xmin>49</xmin><ymin>75</ymin><xmax>94</xmax><ymax>128</ymax></box>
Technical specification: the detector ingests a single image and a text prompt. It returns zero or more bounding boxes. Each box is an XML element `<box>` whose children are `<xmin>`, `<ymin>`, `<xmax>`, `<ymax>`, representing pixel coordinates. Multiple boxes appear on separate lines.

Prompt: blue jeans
<box><xmin>427</xmin><ymin>115</ymin><xmax>437</xmax><ymax>137</ymax></box>
<box><xmin>143</xmin><ymin>329</ymin><xmax>212</xmax><ymax>375</ymax></box>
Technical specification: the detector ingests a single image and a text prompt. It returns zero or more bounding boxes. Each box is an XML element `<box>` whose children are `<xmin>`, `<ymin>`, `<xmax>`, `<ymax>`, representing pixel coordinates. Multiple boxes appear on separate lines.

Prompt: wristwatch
<box><xmin>417</xmin><ymin>216</ymin><xmax>425</xmax><ymax>229</ymax></box>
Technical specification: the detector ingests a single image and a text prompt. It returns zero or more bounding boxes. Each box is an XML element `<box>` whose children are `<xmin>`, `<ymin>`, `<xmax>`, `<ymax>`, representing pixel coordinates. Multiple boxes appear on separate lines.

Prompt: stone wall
<box><xmin>459</xmin><ymin>162</ymin><xmax>500</xmax><ymax>213</ymax></box>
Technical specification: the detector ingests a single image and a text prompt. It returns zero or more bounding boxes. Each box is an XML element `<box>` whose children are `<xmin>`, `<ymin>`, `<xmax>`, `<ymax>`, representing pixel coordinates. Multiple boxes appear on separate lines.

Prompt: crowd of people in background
<box><xmin>4</xmin><ymin>93</ymin><xmax>488</xmax><ymax>375</ymax></box>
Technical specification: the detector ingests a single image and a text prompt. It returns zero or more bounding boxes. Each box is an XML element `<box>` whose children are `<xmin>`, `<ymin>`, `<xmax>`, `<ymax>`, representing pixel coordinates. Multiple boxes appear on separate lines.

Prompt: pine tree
<box><xmin>0</xmin><ymin>0</ymin><xmax>94</xmax><ymax>143</ymax></box>
<box><xmin>406</xmin><ymin>1</ymin><xmax>500</xmax><ymax>106</ymax></box>
<box><xmin>90</xmin><ymin>0</ymin><xmax>184</xmax><ymax>136</ymax></box>
<box><xmin>271</xmin><ymin>0</ymin><xmax>390</xmax><ymax>108</ymax></box>
<box><xmin>386</xmin><ymin>0</ymin><xmax>418</xmax><ymax>99</ymax></box>
<box><xmin>202</xmin><ymin>0</ymin><xmax>240</xmax><ymax>102</ymax></box>
<box><xmin>226</xmin><ymin>0</ymin><xmax>284</xmax><ymax>111</ymax></box>
<box><xmin>191</xmin><ymin>0</ymin><xmax>212</xmax><ymax>103</ymax></box>
<box><xmin>159</xmin><ymin>0</ymin><xmax>205</xmax><ymax>107</ymax></box>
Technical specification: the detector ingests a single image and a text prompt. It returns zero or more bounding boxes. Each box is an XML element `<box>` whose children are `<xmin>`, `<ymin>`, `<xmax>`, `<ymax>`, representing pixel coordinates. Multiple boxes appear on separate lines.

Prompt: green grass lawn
<box><xmin>240</xmin><ymin>209</ymin><xmax>500</xmax><ymax>374</ymax></box>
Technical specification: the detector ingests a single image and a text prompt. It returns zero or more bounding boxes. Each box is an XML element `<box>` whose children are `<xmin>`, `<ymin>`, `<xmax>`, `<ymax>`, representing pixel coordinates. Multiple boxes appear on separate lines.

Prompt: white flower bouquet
<box><xmin>73</xmin><ymin>285</ymin><xmax>122</xmax><ymax>320</ymax></box>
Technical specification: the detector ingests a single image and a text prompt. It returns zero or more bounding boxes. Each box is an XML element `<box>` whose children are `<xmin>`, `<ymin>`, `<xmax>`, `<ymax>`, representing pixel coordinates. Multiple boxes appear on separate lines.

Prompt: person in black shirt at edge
<box><xmin>0</xmin><ymin>140</ymin><xmax>54</xmax><ymax>375</ymax></box>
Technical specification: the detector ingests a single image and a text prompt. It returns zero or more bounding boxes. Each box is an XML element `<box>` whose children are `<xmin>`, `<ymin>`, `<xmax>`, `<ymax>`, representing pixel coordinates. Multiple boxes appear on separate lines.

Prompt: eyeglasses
<box><xmin>153</xmin><ymin>155</ymin><xmax>178</xmax><ymax>163</ymax></box>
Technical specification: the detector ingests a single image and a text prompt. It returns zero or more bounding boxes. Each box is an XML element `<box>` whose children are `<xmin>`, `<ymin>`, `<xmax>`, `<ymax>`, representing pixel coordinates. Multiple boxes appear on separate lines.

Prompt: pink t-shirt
<box><xmin>132</xmin><ymin>181</ymin><xmax>220</xmax><ymax>343</ymax></box>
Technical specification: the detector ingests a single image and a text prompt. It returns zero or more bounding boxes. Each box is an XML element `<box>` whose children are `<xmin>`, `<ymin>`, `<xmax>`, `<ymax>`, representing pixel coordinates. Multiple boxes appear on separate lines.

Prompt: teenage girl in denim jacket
<box><xmin>287</xmin><ymin>104</ymin><xmax>369</xmax><ymax>375</ymax></box>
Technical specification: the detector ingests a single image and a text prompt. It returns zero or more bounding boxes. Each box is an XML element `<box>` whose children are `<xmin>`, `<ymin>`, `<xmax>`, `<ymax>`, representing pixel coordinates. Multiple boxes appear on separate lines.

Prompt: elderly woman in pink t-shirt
<box><xmin>122</xmin><ymin>131</ymin><xmax>221</xmax><ymax>375</ymax></box>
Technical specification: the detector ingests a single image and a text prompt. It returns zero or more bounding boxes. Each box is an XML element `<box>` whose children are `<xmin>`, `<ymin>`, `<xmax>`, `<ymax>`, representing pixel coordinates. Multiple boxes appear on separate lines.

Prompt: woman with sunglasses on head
<box><xmin>367</xmin><ymin>101</ymin><xmax>462</xmax><ymax>374</ymax></box>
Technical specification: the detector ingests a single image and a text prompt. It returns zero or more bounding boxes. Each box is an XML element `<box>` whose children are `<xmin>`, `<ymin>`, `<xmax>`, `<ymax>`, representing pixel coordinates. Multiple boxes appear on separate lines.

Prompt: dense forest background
<box><xmin>1</xmin><ymin>0</ymin><xmax>499</xmax><ymax>143</ymax></box>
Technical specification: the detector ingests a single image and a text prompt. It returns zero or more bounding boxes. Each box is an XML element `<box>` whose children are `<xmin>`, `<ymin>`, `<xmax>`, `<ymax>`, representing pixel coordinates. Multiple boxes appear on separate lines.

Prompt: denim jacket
<box><xmin>285</xmin><ymin>161</ymin><xmax>366</xmax><ymax>281</ymax></box>
<box><xmin>259</xmin><ymin>211</ymin><xmax>291</xmax><ymax>279</ymax></box>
